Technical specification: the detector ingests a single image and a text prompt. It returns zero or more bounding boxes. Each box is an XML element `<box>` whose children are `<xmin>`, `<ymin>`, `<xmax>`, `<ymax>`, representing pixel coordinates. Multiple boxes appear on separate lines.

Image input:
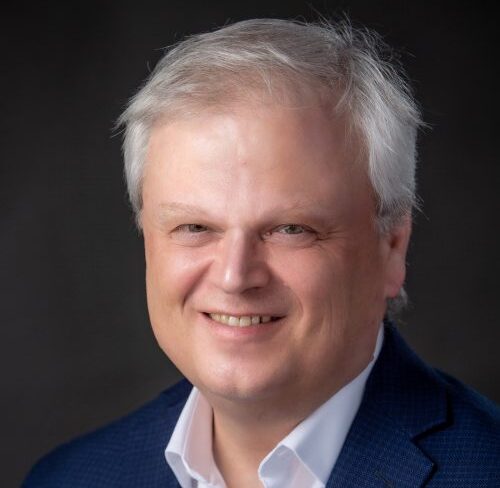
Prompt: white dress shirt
<box><xmin>165</xmin><ymin>326</ymin><xmax>384</xmax><ymax>488</ymax></box>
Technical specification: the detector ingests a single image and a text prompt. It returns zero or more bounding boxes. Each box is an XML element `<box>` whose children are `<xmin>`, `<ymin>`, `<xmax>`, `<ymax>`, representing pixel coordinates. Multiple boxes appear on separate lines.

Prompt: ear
<box><xmin>383</xmin><ymin>215</ymin><xmax>412</xmax><ymax>299</ymax></box>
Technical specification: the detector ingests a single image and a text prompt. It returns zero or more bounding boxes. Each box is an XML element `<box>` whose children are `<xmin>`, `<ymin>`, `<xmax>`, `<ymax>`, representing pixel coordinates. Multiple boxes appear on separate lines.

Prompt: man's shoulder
<box><xmin>22</xmin><ymin>379</ymin><xmax>192</xmax><ymax>488</ymax></box>
<box><xmin>428</xmin><ymin>366</ymin><xmax>500</xmax><ymax>455</ymax></box>
<box><xmin>416</xmin><ymin>367</ymin><xmax>500</xmax><ymax>485</ymax></box>
<box><xmin>437</xmin><ymin>366</ymin><xmax>500</xmax><ymax>423</ymax></box>
<box><xmin>356</xmin><ymin>324</ymin><xmax>500</xmax><ymax>485</ymax></box>
<box><xmin>388</xmin><ymin>324</ymin><xmax>500</xmax><ymax>439</ymax></box>
<box><xmin>328</xmin><ymin>325</ymin><xmax>500</xmax><ymax>487</ymax></box>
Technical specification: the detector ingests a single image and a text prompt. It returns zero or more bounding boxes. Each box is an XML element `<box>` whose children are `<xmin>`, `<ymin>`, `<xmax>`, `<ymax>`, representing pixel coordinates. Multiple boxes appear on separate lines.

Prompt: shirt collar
<box><xmin>165</xmin><ymin>324</ymin><xmax>384</xmax><ymax>487</ymax></box>
<box><xmin>165</xmin><ymin>388</ymin><xmax>226</xmax><ymax>487</ymax></box>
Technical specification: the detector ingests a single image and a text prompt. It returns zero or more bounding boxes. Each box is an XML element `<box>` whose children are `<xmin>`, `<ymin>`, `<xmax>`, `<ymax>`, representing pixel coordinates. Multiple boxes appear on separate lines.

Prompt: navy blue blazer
<box><xmin>23</xmin><ymin>324</ymin><xmax>500</xmax><ymax>487</ymax></box>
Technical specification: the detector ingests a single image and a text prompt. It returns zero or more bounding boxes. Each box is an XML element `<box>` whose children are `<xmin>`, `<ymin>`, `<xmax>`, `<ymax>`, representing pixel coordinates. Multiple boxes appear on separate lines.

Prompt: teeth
<box><xmin>209</xmin><ymin>313</ymin><xmax>275</xmax><ymax>327</ymax></box>
<box><xmin>239</xmin><ymin>316</ymin><xmax>252</xmax><ymax>326</ymax></box>
<box><xmin>228</xmin><ymin>316</ymin><xmax>239</xmax><ymax>326</ymax></box>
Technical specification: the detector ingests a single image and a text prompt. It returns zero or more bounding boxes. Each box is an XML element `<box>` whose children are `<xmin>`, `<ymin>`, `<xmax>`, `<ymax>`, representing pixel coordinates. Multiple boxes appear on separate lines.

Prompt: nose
<box><xmin>211</xmin><ymin>230</ymin><xmax>271</xmax><ymax>294</ymax></box>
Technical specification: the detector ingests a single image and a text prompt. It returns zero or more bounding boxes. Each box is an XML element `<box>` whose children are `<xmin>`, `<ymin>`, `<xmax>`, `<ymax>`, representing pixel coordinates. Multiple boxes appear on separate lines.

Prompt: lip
<box><xmin>199</xmin><ymin>311</ymin><xmax>285</xmax><ymax>341</ymax></box>
<box><xmin>202</xmin><ymin>310</ymin><xmax>284</xmax><ymax>318</ymax></box>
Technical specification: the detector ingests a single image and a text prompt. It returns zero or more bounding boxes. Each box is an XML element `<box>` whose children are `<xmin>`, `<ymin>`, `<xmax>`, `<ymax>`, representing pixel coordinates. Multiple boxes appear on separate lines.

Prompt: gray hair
<box><xmin>117</xmin><ymin>18</ymin><xmax>424</xmax><ymax>315</ymax></box>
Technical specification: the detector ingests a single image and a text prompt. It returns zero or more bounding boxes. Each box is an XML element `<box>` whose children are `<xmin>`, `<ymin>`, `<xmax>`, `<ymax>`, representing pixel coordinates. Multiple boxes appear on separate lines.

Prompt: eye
<box><xmin>276</xmin><ymin>224</ymin><xmax>307</xmax><ymax>235</ymax></box>
<box><xmin>263</xmin><ymin>223</ymin><xmax>317</xmax><ymax>246</ymax></box>
<box><xmin>174</xmin><ymin>223</ymin><xmax>208</xmax><ymax>233</ymax></box>
<box><xmin>169</xmin><ymin>223</ymin><xmax>214</xmax><ymax>246</ymax></box>
<box><xmin>185</xmin><ymin>224</ymin><xmax>208</xmax><ymax>233</ymax></box>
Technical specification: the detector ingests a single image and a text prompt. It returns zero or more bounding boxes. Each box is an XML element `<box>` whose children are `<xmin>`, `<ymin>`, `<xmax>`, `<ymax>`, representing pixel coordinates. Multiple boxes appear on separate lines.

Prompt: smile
<box><xmin>207</xmin><ymin>313</ymin><xmax>280</xmax><ymax>327</ymax></box>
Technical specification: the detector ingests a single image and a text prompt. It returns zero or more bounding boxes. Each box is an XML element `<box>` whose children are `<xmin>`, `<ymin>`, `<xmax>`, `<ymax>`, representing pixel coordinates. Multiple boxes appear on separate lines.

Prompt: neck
<box><xmin>208</xmin><ymin>379</ymin><xmax>347</xmax><ymax>488</ymax></box>
<box><xmin>211</xmin><ymin>397</ymin><xmax>304</xmax><ymax>488</ymax></box>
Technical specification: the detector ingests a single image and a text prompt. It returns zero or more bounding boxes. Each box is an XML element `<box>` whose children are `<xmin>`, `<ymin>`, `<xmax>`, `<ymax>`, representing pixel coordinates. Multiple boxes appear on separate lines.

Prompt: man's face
<box><xmin>141</xmin><ymin>102</ymin><xmax>409</xmax><ymax>412</ymax></box>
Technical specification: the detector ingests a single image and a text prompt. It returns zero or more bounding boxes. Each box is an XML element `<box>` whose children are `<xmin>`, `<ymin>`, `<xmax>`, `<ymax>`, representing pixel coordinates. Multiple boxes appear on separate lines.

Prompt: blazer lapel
<box><xmin>326</xmin><ymin>324</ymin><xmax>448</xmax><ymax>488</ymax></box>
<box><xmin>325</xmin><ymin>400</ymin><xmax>435</xmax><ymax>487</ymax></box>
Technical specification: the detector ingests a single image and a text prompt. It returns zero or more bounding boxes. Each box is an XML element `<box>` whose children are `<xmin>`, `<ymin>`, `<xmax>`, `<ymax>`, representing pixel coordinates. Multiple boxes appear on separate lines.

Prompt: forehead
<box><xmin>143</xmin><ymin>102</ymin><xmax>373</xmax><ymax>224</ymax></box>
<box><xmin>148</xmin><ymin>100</ymin><xmax>355</xmax><ymax>166</ymax></box>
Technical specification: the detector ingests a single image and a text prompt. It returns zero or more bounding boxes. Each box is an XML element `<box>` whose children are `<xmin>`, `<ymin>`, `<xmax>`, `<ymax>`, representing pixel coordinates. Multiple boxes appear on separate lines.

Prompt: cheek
<box><xmin>274</xmin><ymin>250</ymin><xmax>344</xmax><ymax>319</ymax></box>
<box><xmin>276</xmin><ymin>244</ymin><xmax>383</xmax><ymax>324</ymax></box>
<box><xmin>144</xmin><ymin>235</ymin><xmax>210</xmax><ymax>371</ymax></box>
<box><xmin>144</xmin><ymin>233</ymin><xmax>208</xmax><ymax>313</ymax></box>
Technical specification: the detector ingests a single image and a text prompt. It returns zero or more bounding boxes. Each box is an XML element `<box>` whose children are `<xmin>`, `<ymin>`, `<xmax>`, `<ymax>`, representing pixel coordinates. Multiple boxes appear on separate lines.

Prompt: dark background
<box><xmin>2</xmin><ymin>1</ymin><xmax>499</xmax><ymax>486</ymax></box>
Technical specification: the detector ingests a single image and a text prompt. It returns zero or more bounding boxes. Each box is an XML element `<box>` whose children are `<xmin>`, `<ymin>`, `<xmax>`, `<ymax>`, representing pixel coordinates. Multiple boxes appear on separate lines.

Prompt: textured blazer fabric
<box><xmin>23</xmin><ymin>324</ymin><xmax>500</xmax><ymax>487</ymax></box>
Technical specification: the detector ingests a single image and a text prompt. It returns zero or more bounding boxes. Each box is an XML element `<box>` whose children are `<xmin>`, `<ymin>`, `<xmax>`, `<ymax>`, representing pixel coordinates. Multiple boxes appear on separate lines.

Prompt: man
<box><xmin>23</xmin><ymin>18</ymin><xmax>499</xmax><ymax>487</ymax></box>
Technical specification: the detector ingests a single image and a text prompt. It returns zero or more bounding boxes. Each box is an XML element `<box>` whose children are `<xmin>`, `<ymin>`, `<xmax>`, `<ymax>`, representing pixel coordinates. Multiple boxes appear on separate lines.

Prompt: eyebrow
<box><xmin>155</xmin><ymin>201</ymin><xmax>334</xmax><ymax>226</ymax></box>
<box><xmin>157</xmin><ymin>202</ymin><xmax>209</xmax><ymax>216</ymax></box>
<box><xmin>154</xmin><ymin>202</ymin><xmax>218</xmax><ymax>225</ymax></box>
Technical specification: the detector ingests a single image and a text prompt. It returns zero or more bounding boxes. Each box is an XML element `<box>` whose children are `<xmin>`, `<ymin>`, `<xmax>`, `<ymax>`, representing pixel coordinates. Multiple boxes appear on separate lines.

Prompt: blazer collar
<box><xmin>326</xmin><ymin>323</ymin><xmax>448</xmax><ymax>488</ymax></box>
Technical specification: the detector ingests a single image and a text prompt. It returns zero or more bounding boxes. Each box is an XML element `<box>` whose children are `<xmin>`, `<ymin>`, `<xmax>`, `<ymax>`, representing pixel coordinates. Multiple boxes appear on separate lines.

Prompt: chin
<box><xmin>192</xmin><ymin>360</ymin><xmax>290</xmax><ymax>404</ymax></box>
